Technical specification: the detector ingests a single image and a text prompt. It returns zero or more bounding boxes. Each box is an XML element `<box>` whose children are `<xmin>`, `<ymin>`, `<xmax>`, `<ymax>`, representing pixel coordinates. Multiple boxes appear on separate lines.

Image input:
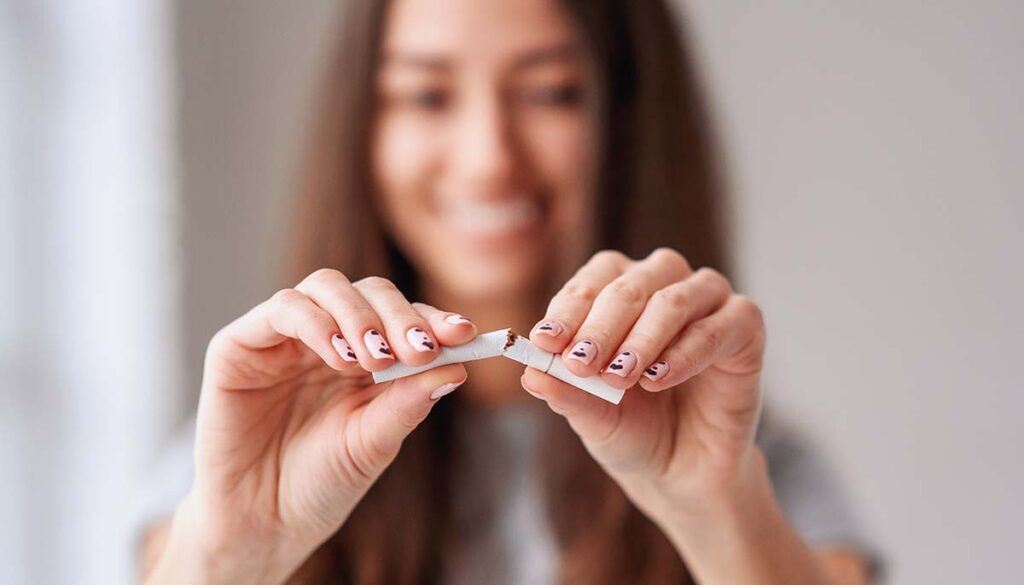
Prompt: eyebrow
<box><xmin>380</xmin><ymin>43</ymin><xmax>581</xmax><ymax>72</ymax></box>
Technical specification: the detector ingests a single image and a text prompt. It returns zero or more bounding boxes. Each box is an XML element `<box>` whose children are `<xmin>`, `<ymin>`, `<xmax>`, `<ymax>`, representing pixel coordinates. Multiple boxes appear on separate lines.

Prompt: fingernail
<box><xmin>643</xmin><ymin>361</ymin><xmax>670</xmax><ymax>381</ymax></box>
<box><xmin>604</xmin><ymin>351</ymin><xmax>638</xmax><ymax>377</ymax></box>
<box><xmin>533</xmin><ymin>320</ymin><xmax>564</xmax><ymax>337</ymax></box>
<box><xmin>566</xmin><ymin>340</ymin><xmax>597</xmax><ymax>364</ymax></box>
<box><xmin>430</xmin><ymin>381</ymin><xmax>462</xmax><ymax>400</ymax></box>
<box><xmin>445</xmin><ymin>314</ymin><xmax>473</xmax><ymax>325</ymax></box>
<box><xmin>331</xmin><ymin>334</ymin><xmax>358</xmax><ymax>362</ymax></box>
<box><xmin>363</xmin><ymin>329</ymin><xmax>394</xmax><ymax>360</ymax></box>
<box><xmin>406</xmin><ymin>327</ymin><xmax>436</xmax><ymax>352</ymax></box>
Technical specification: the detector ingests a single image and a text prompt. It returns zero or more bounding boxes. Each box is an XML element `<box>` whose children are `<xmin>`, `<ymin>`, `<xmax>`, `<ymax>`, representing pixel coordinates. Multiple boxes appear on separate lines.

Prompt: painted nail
<box><xmin>533</xmin><ymin>320</ymin><xmax>564</xmax><ymax>337</ymax></box>
<box><xmin>604</xmin><ymin>351</ymin><xmax>638</xmax><ymax>377</ymax></box>
<box><xmin>643</xmin><ymin>361</ymin><xmax>670</xmax><ymax>381</ymax></box>
<box><xmin>406</xmin><ymin>327</ymin><xmax>436</xmax><ymax>352</ymax></box>
<box><xmin>363</xmin><ymin>329</ymin><xmax>394</xmax><ymax>360</ymax></box>
<box><xmin>430</xmin><ymin>381</ymin><xmax>462</xmax><ymax>400</ymax></box>
<box><xmin>566</xmin><ymin>340</ymin><xmax>597</xmax><ymax>364</ymax></box>
<box><xmin>445</xmin><ymin>314</ymin><xmax>473</xmax><ymax>325</ymax></box>
<box><xmin>331</xmin><ymin>334</ymin><xmax>358</xmax><ymax>362</ymax></box>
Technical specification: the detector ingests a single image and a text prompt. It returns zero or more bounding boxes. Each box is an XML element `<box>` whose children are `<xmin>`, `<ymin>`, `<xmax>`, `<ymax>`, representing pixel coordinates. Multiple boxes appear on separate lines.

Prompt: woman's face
<box><xmin>373</xmin><ymin>0</ymin><xmax>594</xmax><ymax>301</ymax></box>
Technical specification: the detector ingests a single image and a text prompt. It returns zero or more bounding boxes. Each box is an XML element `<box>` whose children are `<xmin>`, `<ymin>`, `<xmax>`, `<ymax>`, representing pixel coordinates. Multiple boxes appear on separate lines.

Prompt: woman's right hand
<box><xmin>147</xmin><ymin>269</ymin><xmax>474</xmax><ymax>585</ymax></box>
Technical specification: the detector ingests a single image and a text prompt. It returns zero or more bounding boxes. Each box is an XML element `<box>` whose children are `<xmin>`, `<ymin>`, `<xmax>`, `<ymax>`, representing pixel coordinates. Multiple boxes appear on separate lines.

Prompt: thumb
<box><xmin>520</xmin><ymin>367</ymin><xmax>622</xmax><ymax>445</ymax></box>
<box><xmin>359</xmin><ymin>363</ymin><xmax>467</xmax><ymax>462</ymax></box>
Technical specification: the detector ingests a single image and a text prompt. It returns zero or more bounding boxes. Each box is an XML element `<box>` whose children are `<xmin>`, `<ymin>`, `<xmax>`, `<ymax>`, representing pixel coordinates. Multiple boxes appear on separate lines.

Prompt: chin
<box><xmin>432</xmin><ymin>252</ymin><xmax>544</xmax><ymax>301</ymax></box>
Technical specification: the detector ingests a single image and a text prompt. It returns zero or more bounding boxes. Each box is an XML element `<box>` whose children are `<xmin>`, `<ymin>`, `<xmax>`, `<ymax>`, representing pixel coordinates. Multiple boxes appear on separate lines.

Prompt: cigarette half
<box><xmin>501</xmin><ymin>334</ymin><xmax>625</xmax><ymax>405</ymax></box>
<box><xmin>370</xmin><ymin>328</ymin><xmax>626</xmax><ymax>405</ymax></box>
<box><xmin>370</xmin><ymin>329</ymin><xmax>509</xmax><ymax>383</ymax></box>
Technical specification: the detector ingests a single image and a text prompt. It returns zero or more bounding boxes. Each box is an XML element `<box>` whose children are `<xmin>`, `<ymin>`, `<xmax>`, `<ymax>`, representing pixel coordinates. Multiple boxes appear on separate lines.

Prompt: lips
<box><xmin>437</xmin><ymin>197</ymin><xmax>544</xmax><ymax>239</ymax></box>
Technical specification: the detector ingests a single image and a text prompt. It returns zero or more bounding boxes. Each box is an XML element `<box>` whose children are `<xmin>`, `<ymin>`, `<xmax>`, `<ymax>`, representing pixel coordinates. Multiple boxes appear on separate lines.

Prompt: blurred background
<box><xmin>2</xmin><ymin>0</ymin><xmax>1021</xmax><ymax>583</ymax></box>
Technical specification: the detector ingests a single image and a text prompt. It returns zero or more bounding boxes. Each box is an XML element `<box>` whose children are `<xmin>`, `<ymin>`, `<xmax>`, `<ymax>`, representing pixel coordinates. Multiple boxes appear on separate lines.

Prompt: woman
<box><xmin>141</xmin><ymin>0</ymin><xmax>876</xmax><ymax>582</ymax></box>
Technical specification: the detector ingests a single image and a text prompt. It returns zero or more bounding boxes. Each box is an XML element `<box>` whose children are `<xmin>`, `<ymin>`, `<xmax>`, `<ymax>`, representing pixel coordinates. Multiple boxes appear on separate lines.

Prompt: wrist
<box><xmin>647</xmin><ymin>448</ymin><xmax>829</xmax><ymax>584</ymax></box>
<box><xmin>145</xmin><ymin>493</ymin><xmax>298</xmax><ymax>585</ymax></box>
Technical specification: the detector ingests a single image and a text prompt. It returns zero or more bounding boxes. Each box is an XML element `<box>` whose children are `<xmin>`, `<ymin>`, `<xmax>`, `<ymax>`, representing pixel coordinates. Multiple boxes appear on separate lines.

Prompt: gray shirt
<box><xmin>136</xmin><ymin>405</ymin><xmax>878</xmax><ymax>583</ymax></box>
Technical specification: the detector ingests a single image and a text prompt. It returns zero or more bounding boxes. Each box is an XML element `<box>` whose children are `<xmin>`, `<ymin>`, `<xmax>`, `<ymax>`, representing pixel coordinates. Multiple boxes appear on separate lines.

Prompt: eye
<box><xmin>407</xmin><ymin>89</ymin><xmax>449</xmax><ymax>110</ymax></box>
<box><xmin>522</xmin><ymin>84</ymin><xmax>584</xmax><ymax>107</ymax></box>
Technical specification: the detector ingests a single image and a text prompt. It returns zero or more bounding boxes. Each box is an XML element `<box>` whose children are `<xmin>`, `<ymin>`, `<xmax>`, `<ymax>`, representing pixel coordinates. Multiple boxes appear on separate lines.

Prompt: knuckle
<box><xmin>560</xmin><ymin>280</ymin><xmax>599</xmax><ymax>304</ymax></box>
<box><xmin>593</xmin><ymin>249</ymin><xmax>629</xmax><ymax>265</ymax></box>
<box><xmin>355</xmin><ymin>275</ymin><xmax>396</xmax><ymax>292</ymax></box>
<box><xmin>298</xmin><ymin>307</ymin><xmax>334</xmax><ymax>332</ymax></box>
<box><xmin>733</xmin><ymin>295</ymin><xmax>764</xmax><ymax>326</ymax></box>
<box><xmin>653</xmin><ymin>286</ymin><xmax>691</xmax><ymax>314</ymax></box>
<box><xmin>307</xmin><ymin>268</ymin><xmax>346</xmax><ymax>286</ymax></box>
<box><xmin>604</xmin><ymin>278</ymin><xmax>647</xmax><ymax>305</ymax></box>
<box><xmin>270</xmin><ymin>287</ymin><xmax>305</xmax><ymax>307</ymax></box>
<box><xmin>690</xmin><ymin>320</ymin><xmax>723</xmax><ymax>352</ymax></box>
<box><xmin>696</xmin><ymin>267</ymin><xmax>733</xmax><ymax>294</ymax></box>
<box><xmin>649</xmin><ymin>246</ymin><xmax>690</xmax><ymax>268</ymax></box>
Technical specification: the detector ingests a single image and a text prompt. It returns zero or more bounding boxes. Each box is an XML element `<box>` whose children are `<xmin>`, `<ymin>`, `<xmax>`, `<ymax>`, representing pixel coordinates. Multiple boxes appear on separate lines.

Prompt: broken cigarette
<box><xmin>370</xmin><ymin>329</ymin><xmax>509</xmax><ymax>383</ymax></box>
<box><xmin>371</xmin><ymin>329</ymin><xmax>626</xmax><ymax>405</ymax></box>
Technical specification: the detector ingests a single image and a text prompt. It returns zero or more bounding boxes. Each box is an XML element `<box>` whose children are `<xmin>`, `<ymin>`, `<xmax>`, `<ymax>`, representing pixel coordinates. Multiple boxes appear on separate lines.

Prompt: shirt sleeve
<box><xmin>756</xmin><ymin>411</ymin><xmax>884</xmax><ymax>580</ymax></box>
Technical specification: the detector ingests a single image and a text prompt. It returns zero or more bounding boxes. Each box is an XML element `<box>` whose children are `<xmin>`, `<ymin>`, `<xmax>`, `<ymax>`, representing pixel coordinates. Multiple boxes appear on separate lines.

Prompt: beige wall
<box><xmin>177</xmin><ymin>2</ymin><xmax>1024</xmax><ymax>582</ymax></box>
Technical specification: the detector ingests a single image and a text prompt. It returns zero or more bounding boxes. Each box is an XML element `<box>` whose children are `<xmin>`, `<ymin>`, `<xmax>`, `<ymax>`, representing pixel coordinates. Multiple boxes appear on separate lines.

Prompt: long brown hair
<box><xmin>288</xmin><ymin>0</ymin><xmax>728</xmax><ymax>582</ymax></box>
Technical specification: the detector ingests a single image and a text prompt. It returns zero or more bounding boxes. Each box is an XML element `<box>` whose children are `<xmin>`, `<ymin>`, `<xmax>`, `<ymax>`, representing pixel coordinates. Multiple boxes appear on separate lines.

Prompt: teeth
<box><xmin>439</xmin><ymin>199</ymin><xmax>540</xmax><ymax>236</ymax></box>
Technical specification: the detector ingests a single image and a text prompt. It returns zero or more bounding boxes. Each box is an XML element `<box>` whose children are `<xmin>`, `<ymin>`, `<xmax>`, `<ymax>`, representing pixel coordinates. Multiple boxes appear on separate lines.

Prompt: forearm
<box><xmin>651</xmin><ymin>448</ymin><xmax>831</xmax><ymax>585</ymax></box>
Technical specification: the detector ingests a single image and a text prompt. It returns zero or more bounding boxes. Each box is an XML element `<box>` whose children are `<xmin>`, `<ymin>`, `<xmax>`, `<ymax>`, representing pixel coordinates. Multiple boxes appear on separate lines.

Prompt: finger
<box><xmin>520</xmin><ymin>366</ymin><xmax>623</xmax><ymax>440</ymax></box>
<box><xmin>529</xmin><ymin>250</ymin><xmax>631</xmax><ymax>352</ymax></box>
<box><xmin>221</xmin><ymin>288</ymin><xmax>350</xmax><ymax>371</ymax></box>
<box><xmin>639</xmin><ymin>295</ymin><xmax>765</xmax><ymax>392</ymax></box>
<box><xmin>412</xmin><ymin>302</ymin><xmax>478</xmax><ymax>346</ymax></box>
<box><xmin>353</xmin><ymin>277</ymin><xmax>440</xmax><ymax>366</ymax></box>
<box><xmin>601</xmin><ymin>267</ymin><xmax>731</xmax><ymax>389</ymax></box>
<box><xmin>562</xmin><ymin>249</ymin><xmax>693</xmax><ymax>377</ymax></box>
<box><xmin>295</xmin><ymin>269</ymin><xmax>394</xmax><ymax>371</ymax></box>
<box><xmin>357</xmin><ymin>363</ymin><xmax>468</xmax><ymax>466</ymax></box>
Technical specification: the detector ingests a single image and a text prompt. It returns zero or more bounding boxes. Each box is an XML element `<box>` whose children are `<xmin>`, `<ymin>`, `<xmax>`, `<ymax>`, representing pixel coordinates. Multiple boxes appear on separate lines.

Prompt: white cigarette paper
<box><xmin>371</xmin><ymin>328</ymin><xmax>626</xmax><ymax>405</ymax></box>
<box><xmin>371</xmin><ymin>329</ymin><xmax>509</xmax><ymax>383</ymax></box>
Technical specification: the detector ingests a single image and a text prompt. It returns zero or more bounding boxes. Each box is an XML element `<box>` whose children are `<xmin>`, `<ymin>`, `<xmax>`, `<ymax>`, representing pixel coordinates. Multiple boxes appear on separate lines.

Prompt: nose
<box><xmin>448</xmin><ymin>87</ymin><xmax>518</xmax><ymax>192</ymax></box>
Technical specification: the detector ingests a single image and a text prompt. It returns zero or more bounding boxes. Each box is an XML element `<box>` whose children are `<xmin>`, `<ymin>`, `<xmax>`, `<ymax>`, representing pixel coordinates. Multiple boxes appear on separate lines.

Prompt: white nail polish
<box><xmin>604</xmin><ymin>351</ymin><xmax>637</xmax><ymax>377</ymax></box>
<box><xmin>363</xmin><ymin>329</ymin><xmax>394</xmax><ymax>360</ymax></box>
<box><xmin>566</xmin><ymin>340</ymin><xmax>597</xmax><ymax>364</ymax></box>
<box><xmin>406</xmin><ymin>327</ymin><xmax>436</xmax><ymax>352</ymax></box>
<box><xmin>331</xmin><ymin>334</ymin><xmax>358</xmax><ymax>362</ymax></box>
<box><xmin>643</xmin><ymin>361</ymin><xmax>670</xmax><ymax>381</ymax></box>
<box><xmin>533</xmin><ymin>321</ymin><xmax>563</xmax><ymax>337</ymax></box>
<box><xmin>430</xmin><ymin>381</ymin><xmax>462</xmax><ymax>400</ymax></box>
<box><xmin>445</xmin><ymin>314</ymin><xmax>473</xmax><ymax>325</ymax></box>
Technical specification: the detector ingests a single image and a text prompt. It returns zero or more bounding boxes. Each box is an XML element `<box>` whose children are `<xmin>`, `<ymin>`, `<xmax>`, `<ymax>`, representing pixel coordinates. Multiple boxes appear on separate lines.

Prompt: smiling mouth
<box><xmin>437</xmin><ymin>197</ymin><xmax>545</xmax><ymax>239</ymax></box>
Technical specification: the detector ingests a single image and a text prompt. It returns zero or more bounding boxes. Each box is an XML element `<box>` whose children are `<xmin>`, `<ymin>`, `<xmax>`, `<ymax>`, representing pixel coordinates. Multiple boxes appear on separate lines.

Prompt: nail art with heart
<box><xmin>406</xmin><ymin>327</ymin><xmax>436</xmax><ymax>352</ymax></box>
<box><xmin>566</xmin><ymin>340</ymin><xmax>597</xmax><ymax>364</ymax></box>
<box><xmin>604</xmin><ymin>351</ymin><xmax>637</xmax><ymax>377</ymax></box>
<box><xmin>533</xmin><ymin>320</ymin><xmax>564</xmax><ymax>337</ymax></box>
<box><xmin>331</xmin><ymin>334</ymin><xmax>358</xmax><ymax>362</ymax></box>
<box><xmin>643</xmin><ymin>361</ymin><xmax>670</xmax><ymax>381</ymax></box>
<box><xmin>363</xmin><ymin>329</ymin><xmax>394</xmax><ymax>359</ymax></box>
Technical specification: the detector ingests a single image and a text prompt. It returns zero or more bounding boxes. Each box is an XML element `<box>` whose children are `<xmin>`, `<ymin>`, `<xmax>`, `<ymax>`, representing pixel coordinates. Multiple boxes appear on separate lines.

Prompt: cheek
<box><xmin>372</xmin><ymin>115</ymin><xmax>442</xmax><ymax>241</ymax></box>
<box><xmin>518</xmin><ymin>111</ymin><xmax>594</xmax><ymax>261</ymax></box>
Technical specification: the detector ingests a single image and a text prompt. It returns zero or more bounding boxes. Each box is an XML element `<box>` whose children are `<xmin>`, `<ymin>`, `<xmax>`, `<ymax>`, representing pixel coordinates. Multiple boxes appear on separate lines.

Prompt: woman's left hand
<box><xmin>523</xmin><ymin>248</ymin><xmax>766</xmax><ymax>520</ymax></box>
